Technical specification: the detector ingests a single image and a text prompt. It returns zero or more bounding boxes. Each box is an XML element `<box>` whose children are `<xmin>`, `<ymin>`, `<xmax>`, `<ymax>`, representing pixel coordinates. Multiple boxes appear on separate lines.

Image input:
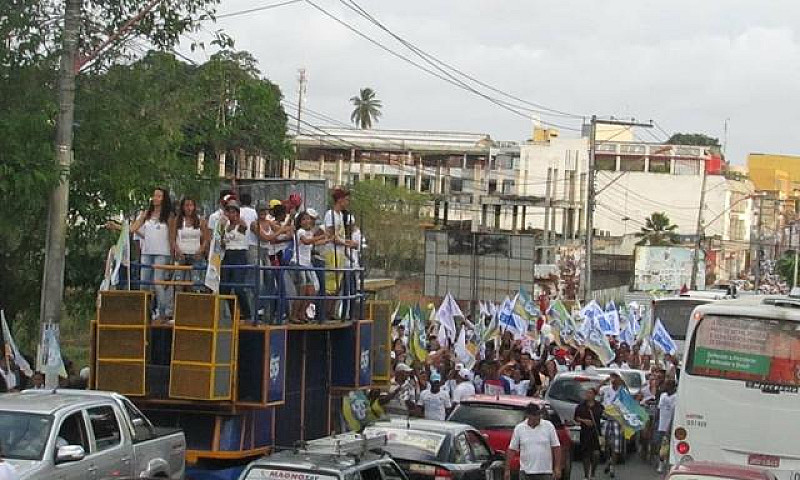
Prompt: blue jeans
<box><xmin>176</xmin><ymin>254</ymin><xmax>206</xmax><ymax>291</ymax></box>
<box><xmin>140</xmin><ymin>254</ymin><xmax>173</xmax><ymax>317</ymax></box>
<box><xmin>221</xmin><ymin>249</ymin><xmax>251</xmax><ymax>320</ymax></box>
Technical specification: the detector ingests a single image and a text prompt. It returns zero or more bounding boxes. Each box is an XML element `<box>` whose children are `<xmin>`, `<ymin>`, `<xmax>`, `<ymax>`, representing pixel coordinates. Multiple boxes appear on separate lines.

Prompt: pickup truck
<box><xmin>0</xmin><ymin>389</ymin><xmax>185</xmax><ymax>480</ymax></box>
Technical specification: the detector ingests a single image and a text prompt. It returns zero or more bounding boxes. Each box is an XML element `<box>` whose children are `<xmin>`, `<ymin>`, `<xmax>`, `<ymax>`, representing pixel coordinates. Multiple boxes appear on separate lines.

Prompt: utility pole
<box><xmin>290</xmin><ymin>68</ymin><xmax>307</xmax><ymax>178</ymax></box>
<box><xmin>754</xmin><ymin>194</ymin><xmax>764</xmax><ymax>292</ymax></box>
<box><xmin>40</xmin><ymin>0</ymin><xmax>81</xmax><ymax>389</ymax></box>
<box><xmin>690</xmin><ymin>166</ymin><xmax>708</xmax><ymax>289</ymax></box>
<box><xmin>583</xmin><ymin>116</ymin><xmax>653</xmax><ymax>302</ymax></box>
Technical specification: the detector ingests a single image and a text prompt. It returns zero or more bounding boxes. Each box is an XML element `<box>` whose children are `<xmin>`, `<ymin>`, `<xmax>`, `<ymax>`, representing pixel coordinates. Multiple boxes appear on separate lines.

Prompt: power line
<box><xmin>303</xmin><ymin>0</ymin><xmax>582</xmax><ymax>132</ymax></box>
<box><xmin>337</xmin><ymin>0</ymin><xmax>585</xmax><ymax>120</ymax></box>
<box><xmin>215</xmin><ymin>0</ymin><xmax>303</xmax><ymax>19</ymax></box>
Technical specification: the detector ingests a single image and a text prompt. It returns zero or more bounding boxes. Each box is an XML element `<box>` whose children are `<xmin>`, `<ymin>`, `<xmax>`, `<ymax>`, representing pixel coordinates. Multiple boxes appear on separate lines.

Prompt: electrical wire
<box><xmin>214</xmin><ymin>0</ymin><xmax>304</xmax><ymax>19</ymax></box>
<box><xmin>303</xmin><ymin>0</ymin><xmax>583</xmax><ymax>132</ymax></box>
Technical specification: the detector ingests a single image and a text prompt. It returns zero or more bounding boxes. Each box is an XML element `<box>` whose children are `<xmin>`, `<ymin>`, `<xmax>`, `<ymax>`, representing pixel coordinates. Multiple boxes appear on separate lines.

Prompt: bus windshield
<box><xmin>687</xmin><ymin>315</ymin><xmax>800</xmax><ymax>386</ymax></box>
<box><xmin>653</xmin><ymin>299</ymin><xmax>710</xmax><ymax>340</ymax></box>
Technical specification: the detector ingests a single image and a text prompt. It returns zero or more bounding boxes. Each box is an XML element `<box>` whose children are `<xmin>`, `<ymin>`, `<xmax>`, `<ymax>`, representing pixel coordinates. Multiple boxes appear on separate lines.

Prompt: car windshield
<box><xmin>0</xmin><ymin>411</ymin><xmax>54</xmax><ymax>460</ymax></box>
<box><xmin>364</xmin><ymin>427</ymin><xmax>446</xmax><ymax>457</ymax></box>
<box><xmin>448</xmin><ymin>404</ymin><xmax>526</xmax><ymax>430</ymax></box>
<box><xmin>548</xmin><ymin>378</ymin><xmax>603</xmax><ymax>404</ymax></box>
<box><xmin>597</xmin><ymin>370</ymin><xmax>643</xmax><ymax>390</ymax></box>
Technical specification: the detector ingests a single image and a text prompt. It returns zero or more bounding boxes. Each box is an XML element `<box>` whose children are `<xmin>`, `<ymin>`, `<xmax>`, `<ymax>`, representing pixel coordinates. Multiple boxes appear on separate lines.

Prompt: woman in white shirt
<box><xmin>132</xmin><ymin>187</ymin><xmax>175</xmax><ymax>322</ymax></box>
<box><xmin>220</xmin><ymin>201</ymin><xmax>252</xmax><ymax>322</ymax></box>
<box><xmin>291</xmin><ymin>211</ymin><xmax>326</xmax><ymax>323</ymax></box>
<box><xmin>169</xmin><ymin>197</ymin><xmax>208</xmax><ymax>292</ymax></box>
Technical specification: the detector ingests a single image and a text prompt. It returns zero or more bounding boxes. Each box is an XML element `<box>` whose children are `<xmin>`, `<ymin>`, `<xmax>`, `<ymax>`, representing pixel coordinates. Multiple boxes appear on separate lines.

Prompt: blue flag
<box><xmin>652</xmin><ymin>318</ymin><xmax>677</xmax><ymax>355</ymax></box>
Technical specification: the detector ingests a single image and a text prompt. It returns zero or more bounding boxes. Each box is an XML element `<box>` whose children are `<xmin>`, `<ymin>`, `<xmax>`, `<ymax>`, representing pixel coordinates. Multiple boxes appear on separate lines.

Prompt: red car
<box><xmin>668</xmin><ymin>462</ymin><xmax>778</xmax><ymax>480</ymax></box>
<box><xmin>448</xmin><ymin>395</ymin><xmax>572</xmax><ymax>480</ymax></box>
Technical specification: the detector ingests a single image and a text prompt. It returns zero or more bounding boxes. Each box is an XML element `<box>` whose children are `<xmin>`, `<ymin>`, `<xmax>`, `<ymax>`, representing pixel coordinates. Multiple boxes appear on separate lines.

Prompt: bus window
<box><xmin>654</xmin><ymin>299</ymin><xmax>709</xmax><ymax>340</ymax></box>
<box><xmin>687</xmin><ymin>315</ymin><xmax>800</xmax><ymax>385</ymax></box>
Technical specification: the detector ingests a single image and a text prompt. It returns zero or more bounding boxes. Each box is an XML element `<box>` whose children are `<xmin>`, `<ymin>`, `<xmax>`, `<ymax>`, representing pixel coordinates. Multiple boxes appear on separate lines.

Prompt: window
<box><xmin>547</xmin><ymin>378</ymin><xmax>602</xmax><ymax>404</ymax></box>
<box><xmin>620</xmin><ymin>144</ymin><xmax>645</xmax><ymax>155</ymax></box>
<box><xmin>452</xmin><ymin>433</ymin><xmax>471</xmax><ymax>463</ymax></box>
<box><xmin>649</xmin><ymin>157</ymin><xmax>670</xmax><ymax>173</ymax></box>
<box><xmin>488</xmin><ymin>180</ymin><xmax>497</xmax><ymax>194</ymax></box>
<box><xmin>449</xmin><ymin>404</ymin><xmax>525</xmax><ymax>430</ymax></box>
<box><xmin>595</xmin><ymin>155</ymin><xmax>616</xmax><ymax>171</ymax></box>
<box><xmin>360</xmin><ymin>466</ymin><xmax>383</xmax><ymax>480</ymax></box>
<box><xmin>688</xmin><ymin>315</ymin><xmax>800</xmax><ymax>386</ymax></box>
<box><xmin>122</xmin><ymin>399</ymin><xmax>154</xmax><ymax>443</ymax></box>
<box><xmin>57</xmin><ymin>412</ymin><xmax>90</xmax><ymax>452</ymax></box>
<box><xmin>620</xmin><ymin>156</ymin><xmax>645</xmax><ymax>172</ymax></box>
<box><xmin>501</xmin><ymin>180</ymin><xmax>515</xmax><ymax>195</ymax></box>
<box><xmin>0</xmin><ymin>413</ymin><xmax>53</xmax><ymax>461</ymax></box>
<box><xmin>465</xmin><ymin>431</ymin><xmax>491</xmax><ymax>461</ymax></box>
<box><xmin>450</xmin><ymin>177</ymin><xmax>464</xmax><ymax>193</ymax></box>
<box><xmin>87</xmin><ymin>406</ymin><xmax>121</xmax><ymax>451</ymax></box>
<box><xmin>379</xmin><ymin>463</ymin><xmax>406</xmax><ymax>480</ymax></box>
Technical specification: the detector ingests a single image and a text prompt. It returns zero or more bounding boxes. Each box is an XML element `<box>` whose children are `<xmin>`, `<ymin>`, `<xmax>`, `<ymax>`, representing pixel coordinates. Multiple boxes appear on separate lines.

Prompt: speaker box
<box><xmin>330</xmin><ymin>321</ymin><xmax>373</xmax><ymax>388</ymax></box>
<box><xmin>367</xmin><ymin>301</ymin><xmax>392</xmax><ymax>383</ymax></box>
<box><xmin>94</xmin><ymin>291</ymin><xmax>150</xmax><ymax>396</ymax></box>
<box><xmin>169</xmin><ymin>293</ymin><xmax>238</xmax><ymax>400</ymax></box>
<box><xmin>235</xmin><ymin>326</ymin><xmax>287</xmax><ymax>406</ymax></box>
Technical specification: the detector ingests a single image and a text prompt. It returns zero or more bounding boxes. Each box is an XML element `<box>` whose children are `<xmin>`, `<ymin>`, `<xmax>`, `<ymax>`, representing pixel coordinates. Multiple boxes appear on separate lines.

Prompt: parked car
<box><xmin>668</xmin><ymin>461</ymin><xmax>778</xmax><ymax>480</ymax></box>
<box><xmin>364</xmin><ymin>418</ymin><xmax>504</xmax><ymax>480</ymax></box>
<box><xmin>0</xmin><ymin>390</ymin><xmax>185</xmax><ymax>480</ymax></box>
<box><xmin>238</xmin><ymin>433</ymin><xmax>410</xmax><ymax>480</ymax></box>
<box><xmin>593</xmin><ymin>368</ymin><xmax>647</xmax><ymax>397</ymax></box>
<box><xmin>545</xmin><ymin>371</ymin><xmax>608</xmax><ymax>445</ymax></box>
<box><xmin>447</xmin><ymin>395</ymin><xmax>572</xmax><ymax>480</ymax></box>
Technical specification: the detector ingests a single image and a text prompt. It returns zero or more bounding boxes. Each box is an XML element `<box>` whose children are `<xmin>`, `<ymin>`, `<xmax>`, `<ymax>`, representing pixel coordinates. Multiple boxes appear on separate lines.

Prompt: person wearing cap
<box><xmin>507</xmin><ymin>403</ymin><xmax>562</xmax><ymax>480</ymax></box>
<box><xmin>208</xmin><ymin>190</ymin><xmax>236</xmax><ymax>233</ymax></box>
<box><xmin>598</xmin><ymin>373</ymin><xmax>626</xmax><ymax>477</ymax></box>
<box><xmin>417</xmin><ymin>372</ymin><xmax>451</xmax><ymax>421</ymax></box>
<box><xmin>452</xmin><ymin>368</ymin><xmax>476</xmax><ymax>405</ymax></box>
<box><xmin>220</xmin><ymin>199</ymin><xmax>252</xmax><ymax>322</ymax></box>
<box><xmin>385</xmin><ymin>363</ymin><xmax>417</xmax><ymax>416</ymax></box>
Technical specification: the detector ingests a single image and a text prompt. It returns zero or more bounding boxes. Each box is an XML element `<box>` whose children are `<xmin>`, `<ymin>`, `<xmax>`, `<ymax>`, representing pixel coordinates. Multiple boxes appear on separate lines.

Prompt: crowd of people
<box><xmin>0</xmin><ymin>354</ymin><xmax>89</xmax><ymax>394</ymax></box>
<box><xmin>106</xmin><ymin>185</ymin><xmax>365</xmax><ymax>325</ymax></box>
<box><xmin>385</xmin><ymin>317</ymin><xmax>680</xmax><ymax>479</ymax></box>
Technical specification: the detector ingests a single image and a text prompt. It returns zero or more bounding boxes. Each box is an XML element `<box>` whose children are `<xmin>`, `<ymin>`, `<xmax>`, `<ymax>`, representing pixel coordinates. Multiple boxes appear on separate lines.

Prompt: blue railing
<box><xmin>126</xmin><ymin>260</ymin><xmax>366</xmax><ymax>324</ymax></box>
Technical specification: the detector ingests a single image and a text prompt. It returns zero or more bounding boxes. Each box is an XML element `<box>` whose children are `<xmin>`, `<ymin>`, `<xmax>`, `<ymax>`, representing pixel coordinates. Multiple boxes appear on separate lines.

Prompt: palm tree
<box><xmin>350</xmin><ymin>88</ymin><xmax>382</xmax><ymax>129</ymax></box>
<box><xmin>635</xmin><ymin>212</ymin><xmax>680</xmax><ymax>246</ymax></box>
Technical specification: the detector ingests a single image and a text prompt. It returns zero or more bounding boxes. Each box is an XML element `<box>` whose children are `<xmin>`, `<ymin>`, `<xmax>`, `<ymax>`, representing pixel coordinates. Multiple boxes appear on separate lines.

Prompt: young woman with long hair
<box><xmin>169</xmin><ymin>197</ymin><xmax>208</xmax><ymax>292</ymax></box>
<box><xmin>132</xmin><ymin>187</ymin><xmax>175</xmax><ymax>322</ymax></box>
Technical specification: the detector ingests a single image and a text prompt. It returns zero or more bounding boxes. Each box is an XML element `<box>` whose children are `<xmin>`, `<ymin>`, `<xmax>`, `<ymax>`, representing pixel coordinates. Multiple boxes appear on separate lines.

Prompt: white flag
<box><xmin>436</xmin><ymin>293</ymin><xmax>461</xmax><ymax>342</ymax></box>
<box><xmin>1</xmin><ymin>310</ymin><xmax>33</xmax><ymax>376</ymax></box>
<box><xmin>454</xmin><ymin>327</ymin><xmax>475</xmax><ymax>369</ymax></box>
<box><xmin>652</xmin><ymin>318</ymin><xmax>677</xmax><ymax>355</ymax></box>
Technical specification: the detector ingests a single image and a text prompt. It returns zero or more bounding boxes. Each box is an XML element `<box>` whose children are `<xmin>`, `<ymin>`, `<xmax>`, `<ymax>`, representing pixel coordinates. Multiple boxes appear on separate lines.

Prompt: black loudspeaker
<box><xmin>367</xmin><ymin>301</ymin><xmax>392</xmax><ymax>384</ymax></box>
<box><xmin>95</xmin><ymin>291</ymin><xmax>150</xmax><ymax>396</ymax></box>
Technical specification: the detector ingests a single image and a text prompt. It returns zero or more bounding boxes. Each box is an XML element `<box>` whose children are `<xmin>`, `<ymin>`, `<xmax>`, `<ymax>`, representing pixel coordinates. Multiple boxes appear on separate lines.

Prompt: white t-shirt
<box><xmin>452</xmin><ymin>381</ymin><xmax>476</xmax><ymax>404</ymax></box>
<box><xmin>140</xmin><ymin>217</ymin><xmax>170</xmax><ymax>256</ymax></box>
<box><xmin>658</xmin><ymin>392</ymin><xmax>678</xmax><ymax>432</ymax></box>
<box><xmin>296</xmin><ymin>229</ymin><xmax>314</xmax><ymax>266</ymax></box>
<box><xmin>324</xmin><ymin>210</ymin><xmax>354</xmax><ymax>255</ymax></box>
<box><xmin>0</xmin><ymin>462</ymin><xmax>18</xmax><ymax>480</ymax></box>
<box><xmin>599</xmin><ymin>385</ymin><xmax>621</xmax><ymax>407</ymax></box>
<box><xmin>223</xmin><ymin>223</ymin><xmax>248</xmax><ymax>251</ymax></box>
<box><xmin>418</xmin><ymin>389</ymin><xmax>451</xmax><ymax>421</ymax></box>
<box><xmin>240</xmin><ymin>206</ymin><xmax>259</xmax><ymax>246</ymax></box>
<box><xmin>509</xmin><ymin>419</ymin><xmax>561</xmax><ymax>474</ymax></box>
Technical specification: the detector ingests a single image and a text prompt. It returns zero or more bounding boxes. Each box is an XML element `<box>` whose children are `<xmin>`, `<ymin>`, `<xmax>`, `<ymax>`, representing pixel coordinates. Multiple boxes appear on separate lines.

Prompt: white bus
<box><xmin>671</xmin><ymin>295</ymin><xmax>800</xmax><ymax>480</ymax></box>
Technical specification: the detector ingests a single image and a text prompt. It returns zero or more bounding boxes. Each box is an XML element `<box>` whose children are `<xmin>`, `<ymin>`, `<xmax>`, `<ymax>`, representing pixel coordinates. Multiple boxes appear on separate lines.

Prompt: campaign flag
<box><xmin>514</xmin><ymin>287</ymin><xmax>540</xmax><ymax>328</ymax></box>
<box><xmin>110</xmin><ymin>220</ymin><xmax>130</xmax><ymax>287</ymax></box>
<box><xmin>637</xmin><ymin>311</ymin><xmax>654</xmax><ymax>344</ymax></box>
<box><xmin>583</xmin><ymin>325</ymin><xmax>616</xmax><ymax>366</ymax></box>
<box><xmin>580</xmin><ymin>300</ymin><xmax>605</xmax><ymax>330</ymax></box>
<box><xmin>1</xmin><ymin>310</ymin><xmax>32</xmax><ymax>376</ymax></box>
<box><xmin>454</xmin><ymin>327</ymin><xmax>476</xmax><ymax>370</ymax></box>
<box><xmin>604</xmin><ymin>301</ymin><xmax>621</xmax><ymax>336</ymax></box>
<box><xmin>628</xmin><ymin>302</ymin><xmax>641</xmax><ymax>336</ymax></box>
<box><xmin>604</xmin><ymin>388</ymin><xmax>650</xmax><ymax>439</ymax></box>
<box><xmin>408</xmin><ymin>306</ymin><xmax>429</xmax><ymax>363</ymax></box>
<box><xmin>204</xmin><ymin>219</ymin><xmax>226</xmax><ymax>292</ymax></box>
<box><xmin>41</xmin><ymin>326</ymin><xmax>67</xmax><ymax>378</ymax></box>
<box><xmin>436</xmin><ymin>293</ymin><xmax>462</xmax><ymax>343</ymax></box>
<box><xmin>499</xmin><ymin>294</ymin><xmax>526</xmax><ymax>337</ymax></box>
<box><xmin>652</xmin><ymin>318</ymin><xmax>677</xmax><ymax>355</ymax></box>
<box><xmin>342</xmin><ymin>390</ymin><xmax>376</xmax><ymax>432</ymax></box>
<box><xmin>619</xmin><ymin>315</ymin><xmax>635</xmax><ymax>346</ymax></box>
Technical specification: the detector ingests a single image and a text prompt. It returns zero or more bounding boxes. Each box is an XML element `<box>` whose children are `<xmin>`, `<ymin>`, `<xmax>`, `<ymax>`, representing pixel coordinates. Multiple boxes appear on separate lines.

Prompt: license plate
<box><xmin>748</xmin><ymin>454</ymin><xmax>780</xmax><ymax>468</ymax></box>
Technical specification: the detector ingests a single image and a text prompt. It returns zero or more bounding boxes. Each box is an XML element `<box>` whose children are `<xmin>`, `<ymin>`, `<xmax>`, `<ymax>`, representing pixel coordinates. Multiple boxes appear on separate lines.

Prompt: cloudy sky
<box><xmin>185</xmin><ymin>0</ymin><xmax>800</xmax><ymax>164</ymax></box>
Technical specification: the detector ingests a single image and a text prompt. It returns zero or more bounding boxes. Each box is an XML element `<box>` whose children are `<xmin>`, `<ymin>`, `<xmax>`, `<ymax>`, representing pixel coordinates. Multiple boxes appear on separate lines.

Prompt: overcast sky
<box><xmin>185</xmin><ymin>0</ymin><xmax>800</xmax><ymax>164</ymax></box>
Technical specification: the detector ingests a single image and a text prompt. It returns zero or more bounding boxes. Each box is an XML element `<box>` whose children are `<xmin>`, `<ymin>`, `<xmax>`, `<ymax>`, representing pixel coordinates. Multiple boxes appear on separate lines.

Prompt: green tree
<box><xmin>635</xmin><ymin>212</ymin><xmax>680</xmax><ymax>246</ymax></box>
<box><xmin>777</xmin><ymin>252</ymin><xmax>799</xmax><ymax>288</ymax></box>
<box><xmin>666</xmin><ymin>133</ymin><xmax>720</xmax><ymax>148</ymax></box>
<box><xmin>350</xmin><ymin>88</ymin><xmax>382</xmax><ymax>129</ymax></box>
<box><xmin>349</xmin><ymin>180</ymin><xmax>427</xmax><ymax>275</ymax></box>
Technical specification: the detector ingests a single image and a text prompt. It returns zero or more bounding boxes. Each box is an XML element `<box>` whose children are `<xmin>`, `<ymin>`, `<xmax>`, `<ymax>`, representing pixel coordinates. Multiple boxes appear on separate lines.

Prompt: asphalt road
<box><xmin>568</xmin><ymin>454</ymin><xmax>664</xmax><ymax>480</ymax></box>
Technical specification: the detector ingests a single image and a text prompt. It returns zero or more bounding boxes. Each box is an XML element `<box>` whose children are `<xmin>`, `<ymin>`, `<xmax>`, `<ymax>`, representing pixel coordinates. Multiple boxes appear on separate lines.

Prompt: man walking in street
<box><xmin>599</xmin><ymin>373</ymin><xmax>626</xmax><ymax>478</ymax></box>
<box><xmin>506</xmin><ymin>404</ymin><xmax>562</xmax><ymax>480</ymax></box>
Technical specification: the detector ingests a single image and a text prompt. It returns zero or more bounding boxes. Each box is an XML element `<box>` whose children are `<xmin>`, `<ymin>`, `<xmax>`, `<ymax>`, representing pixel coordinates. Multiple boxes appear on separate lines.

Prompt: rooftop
<box><xmin>296</xmin><ymin>127</ymin><xmax>494</xmax><ymax>154</ymax></box>
<box><xmin>462</xmin><ymin>394</ymin><xmax>547</xmax><ymax>408</ymax></box>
